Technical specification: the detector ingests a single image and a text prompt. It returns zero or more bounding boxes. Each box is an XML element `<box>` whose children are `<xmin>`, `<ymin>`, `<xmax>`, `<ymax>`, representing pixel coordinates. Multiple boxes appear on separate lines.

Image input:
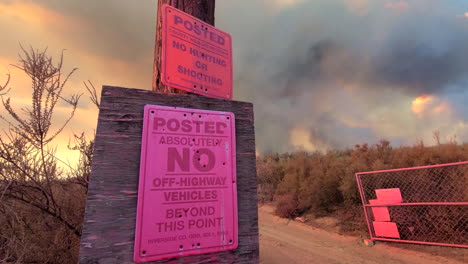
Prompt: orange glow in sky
<box><xmin>411</xmin><ymin>95</ymin><xmax>434</xmax><ymax>116</ymax></box>
<box><xmin>0</xmin><ymin>2</ymin><xmax>80</xmax><ymax>29</ymax></box>
<box><xmin>411</xmin><ymin>95</ymin><xmax>451</xmax><ymax>118</ymax></box>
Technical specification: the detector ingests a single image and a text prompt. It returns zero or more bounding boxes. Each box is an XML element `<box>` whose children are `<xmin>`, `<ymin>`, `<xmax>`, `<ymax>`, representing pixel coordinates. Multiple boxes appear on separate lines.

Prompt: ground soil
<box><xmin>259</xmin><ymin>204</ymin><xmax>467</xmax><ymax>264</ymax></box>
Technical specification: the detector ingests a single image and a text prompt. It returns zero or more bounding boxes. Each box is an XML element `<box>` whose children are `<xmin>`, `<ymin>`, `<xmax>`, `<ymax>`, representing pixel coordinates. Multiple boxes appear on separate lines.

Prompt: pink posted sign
<box><xmin>134</xmin><ymin>105</ymin><xmax>238</xmax><ymax>262</ymax></box>
<box><xmin>161</xmin><ymin>4</ymin><xmax>233</xmax><ymax>99</ymax></box>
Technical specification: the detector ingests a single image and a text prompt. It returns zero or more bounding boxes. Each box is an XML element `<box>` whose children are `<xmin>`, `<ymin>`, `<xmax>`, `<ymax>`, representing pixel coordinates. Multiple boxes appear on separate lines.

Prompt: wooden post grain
<box><xmin>152</xmin><ymin>0</ymin><xmax>216</xmax><ymax>93</ymax></box>
<box><xmin>79</xmin><ymin>86</ymin><xmax>259</xmax><ymax>263</ymax></box>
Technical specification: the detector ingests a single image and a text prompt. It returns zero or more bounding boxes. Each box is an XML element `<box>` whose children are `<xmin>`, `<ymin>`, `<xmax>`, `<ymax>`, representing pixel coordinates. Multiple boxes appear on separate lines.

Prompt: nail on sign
<box><xmin>161</xmin><ymin>4</ymin><xmax>233</xmax><ymax>99</ymax></box>
<box><xmin>134</xmin><ymin>105</ymin><xmax>238</xmax><ymax>262</ymax></box>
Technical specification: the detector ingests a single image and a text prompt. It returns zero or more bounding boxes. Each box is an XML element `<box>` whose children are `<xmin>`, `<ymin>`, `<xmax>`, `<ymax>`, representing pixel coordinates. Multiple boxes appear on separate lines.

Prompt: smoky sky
<box><xmin>219</xmin><ymin>0</ymin><xmax>468</xmax><ymax>153</ymax></box>
<box><xmin>9</xmin><ymin>0</ymin><xmax>468</xmax><ymax>153</ymax></box>
<box><xmin>258</xmin><ymin>4</ymin><xmax>468</xmax><ymax>98</ymax></box>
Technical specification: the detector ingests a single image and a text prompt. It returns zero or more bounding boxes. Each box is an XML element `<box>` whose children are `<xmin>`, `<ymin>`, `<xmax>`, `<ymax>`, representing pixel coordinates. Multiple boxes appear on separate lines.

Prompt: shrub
<box><xmin>0</xmin><ymin>46</ymin><xmax>92</xmax><ymax>263</ymax></box>
<box><xmin>258</xmin><ymin>137</ymin><xmax>468</xmax><ymax>239</ymax></box>
<box><xmin>275</xmin><ymin>194</ymin><xmax>299</xmax><ymax>218</ymax></box>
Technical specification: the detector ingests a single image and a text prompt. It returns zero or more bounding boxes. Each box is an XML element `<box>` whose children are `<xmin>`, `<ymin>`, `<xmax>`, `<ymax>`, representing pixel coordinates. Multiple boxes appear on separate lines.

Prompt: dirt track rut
<box><xmin>259</xmin><ymin>205</ymin><xmax>465</xmax><ymax>264</ymax></box>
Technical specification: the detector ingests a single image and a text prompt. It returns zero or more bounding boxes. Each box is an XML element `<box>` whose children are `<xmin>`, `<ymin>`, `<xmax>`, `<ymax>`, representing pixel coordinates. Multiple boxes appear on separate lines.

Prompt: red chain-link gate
<box><xmin>356</xmin><ymin>161</ymin><xmax>468</xmax><ymax>248</ymax></box>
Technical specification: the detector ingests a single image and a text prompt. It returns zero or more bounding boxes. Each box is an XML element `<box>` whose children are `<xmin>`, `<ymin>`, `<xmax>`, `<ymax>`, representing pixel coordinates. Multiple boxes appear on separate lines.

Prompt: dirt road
<box><xmin>259</xmin><ymin>205</ymin><xmax>465</xmax><ymax>264</ymax></box>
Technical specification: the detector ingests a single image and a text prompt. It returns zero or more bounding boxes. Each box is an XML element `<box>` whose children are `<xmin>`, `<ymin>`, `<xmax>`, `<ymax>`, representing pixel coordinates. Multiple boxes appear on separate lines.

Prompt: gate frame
<box><xmin>355</xmin><ymin>161</ymin><xmax>468</xmax><ymax>248</ymax></box>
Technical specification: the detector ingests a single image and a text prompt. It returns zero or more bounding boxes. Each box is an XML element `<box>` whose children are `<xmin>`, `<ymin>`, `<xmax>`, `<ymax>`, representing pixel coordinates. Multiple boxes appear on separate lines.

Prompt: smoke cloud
<box><xmin>218</xmin><ymin>0</ymin><xmax>468</xmax><ymax>153</ymax></box>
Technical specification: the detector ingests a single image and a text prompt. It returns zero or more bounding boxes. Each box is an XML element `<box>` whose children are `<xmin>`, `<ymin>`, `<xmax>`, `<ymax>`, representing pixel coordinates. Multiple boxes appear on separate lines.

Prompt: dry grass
<box><xmin>0</xmin><ymin>182</ymin><xmax>86</xmax><ymax>263</ymax></box>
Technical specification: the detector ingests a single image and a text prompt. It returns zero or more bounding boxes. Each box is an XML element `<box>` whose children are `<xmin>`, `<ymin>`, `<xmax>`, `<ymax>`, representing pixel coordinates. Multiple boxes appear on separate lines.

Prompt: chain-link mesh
<box><xmin>357</xmin><ymin>162</ymin><xmax>468</xmax><ymax>247</ymax></box>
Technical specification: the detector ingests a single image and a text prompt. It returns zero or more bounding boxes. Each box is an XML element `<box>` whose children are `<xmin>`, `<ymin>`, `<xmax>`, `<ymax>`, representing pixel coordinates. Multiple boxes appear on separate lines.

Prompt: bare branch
<box><xmin>83</xmin><ymin>80</ymin><xmax>100</xmax><ymax>109</ymax></box>
<box><xmin>4</xmin><ymin>46</ymin><xmax>80</xmax><ymax>147</ymax></box>
<box><xmin>0</xmin><ymin>72</ymin><xmax>11</xmax><ymax>96</ymax></box>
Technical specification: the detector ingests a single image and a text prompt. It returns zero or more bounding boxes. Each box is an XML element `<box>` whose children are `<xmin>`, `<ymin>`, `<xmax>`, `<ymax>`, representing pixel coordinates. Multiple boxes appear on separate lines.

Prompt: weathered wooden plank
<box><xmin>79</xmin><ymin>86</ymin><xmax>258</xmax><ymax>263</ymax></box>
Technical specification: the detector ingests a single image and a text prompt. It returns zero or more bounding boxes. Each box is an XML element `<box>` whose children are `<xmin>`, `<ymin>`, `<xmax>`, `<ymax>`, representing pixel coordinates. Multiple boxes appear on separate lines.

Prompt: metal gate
<box><xmin>356</xmin><ymin>161</ymin><xmax>468</xmax><ymax>248</ymax></box>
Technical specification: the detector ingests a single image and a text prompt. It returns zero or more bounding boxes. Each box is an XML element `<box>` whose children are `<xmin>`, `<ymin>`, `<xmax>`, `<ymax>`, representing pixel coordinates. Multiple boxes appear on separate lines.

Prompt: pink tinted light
<box><xmin>134</xmin><ymin>105</ymin><xmax>238</xmax><ymax>262</ymax></box>
<box><xmin>161</xmin><ymin>5</ymin><xmax>233</xmax><ymax>99</ymax></box>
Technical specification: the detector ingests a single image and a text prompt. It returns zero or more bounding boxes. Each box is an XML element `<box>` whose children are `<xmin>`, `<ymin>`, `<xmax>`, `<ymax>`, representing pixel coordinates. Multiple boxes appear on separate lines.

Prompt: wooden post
<box><xmin>152</xmin><ymin>0</ymin><xmax>216</xmax><ymax>93</ymax></box>
<box><xmin>79</xmin><ymin>2</ymin><xmax>259</xmax><ymax>263</ymax></box>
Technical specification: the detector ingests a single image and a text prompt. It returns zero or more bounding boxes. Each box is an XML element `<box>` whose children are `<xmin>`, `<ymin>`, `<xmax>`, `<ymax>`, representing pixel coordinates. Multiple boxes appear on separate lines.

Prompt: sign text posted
<box><xmin>161</xmin><ymin>4</ymin><xmax>233</xmax><ymax>99</ymax></box>
<box><xmin>134</xmin><ymin>105</ymin><xmax>238</xmax><ymax>262</ymax></box>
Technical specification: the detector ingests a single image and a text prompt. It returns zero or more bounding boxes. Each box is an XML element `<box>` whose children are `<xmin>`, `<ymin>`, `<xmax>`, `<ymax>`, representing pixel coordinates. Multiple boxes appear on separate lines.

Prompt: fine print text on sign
<box><xmin>134</xmin><ymin>105</ymin><xmax>238</xmax><ymax>262</ymax></box>
<box><xmin>161</xmin><ymin>4</ymin><xmax>233</xmax><ymax>99</ymax></box>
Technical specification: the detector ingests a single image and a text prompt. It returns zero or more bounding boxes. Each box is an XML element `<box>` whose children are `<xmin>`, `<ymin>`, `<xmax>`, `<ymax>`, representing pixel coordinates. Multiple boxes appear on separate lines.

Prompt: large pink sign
<box><xmin>161</xmin><ymin>4</ymin><xmax>233</xmax><ymax>99</ymax></box>
<box><xmin>134</xmin><ymin>105</ymin><xmax>238</xmax><ymax>262</ymax></box>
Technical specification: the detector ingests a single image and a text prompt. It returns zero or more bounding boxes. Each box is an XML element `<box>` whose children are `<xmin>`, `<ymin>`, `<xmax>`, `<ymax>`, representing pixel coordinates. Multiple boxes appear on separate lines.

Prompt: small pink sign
<box><xmin>375</xmin><ymin>188</ymin><xmax>403</xmax><ymax>204</ymax></box>
<box><xmin>134</xmin><ymin>105</ymin><xmax>238</xmax><ymax>262</ymax></box>
<box><xmin>373</xmin><ymin>221</ymin><xmax>401</xmax><ymax>238</ymax></box>
<box><xmin>161</xmin><ymin>4</ymin><xmax>233</xmax><ymax>99</ymax></box>
<box><xmin>369</xmin><ymin>199</ymin><xmax>390</xmax><ymax>222</ymax></box>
